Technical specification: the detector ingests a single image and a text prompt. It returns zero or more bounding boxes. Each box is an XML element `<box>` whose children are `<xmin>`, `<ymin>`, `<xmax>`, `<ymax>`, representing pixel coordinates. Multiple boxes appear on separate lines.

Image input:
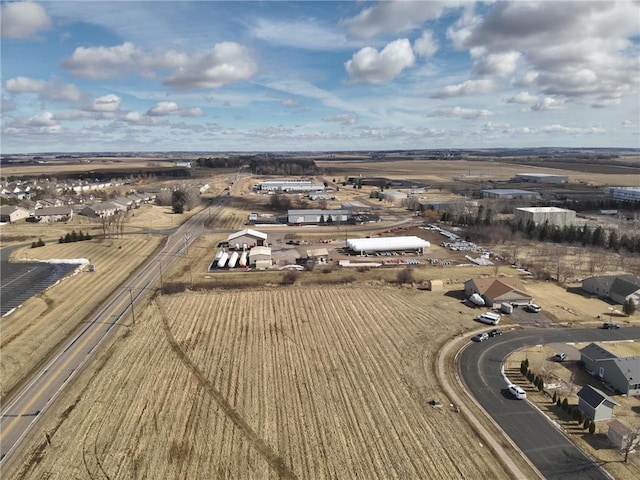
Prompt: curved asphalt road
<box><xmin>459</xmin><ymin>326</ymin><xmax>640</xmax><ymax>480</ymax></box>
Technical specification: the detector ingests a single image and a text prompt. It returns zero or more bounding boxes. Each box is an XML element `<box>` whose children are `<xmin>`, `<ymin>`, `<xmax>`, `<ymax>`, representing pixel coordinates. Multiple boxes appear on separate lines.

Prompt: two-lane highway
<box><xmin>0</xmin><ymin>201</ymin><xmax>219</xmax><ymax>468</ymax></box>
<box><xmin>459</xmin><ymin>326</ymin><xmax>640</xmax><ymax>480</ymax></box>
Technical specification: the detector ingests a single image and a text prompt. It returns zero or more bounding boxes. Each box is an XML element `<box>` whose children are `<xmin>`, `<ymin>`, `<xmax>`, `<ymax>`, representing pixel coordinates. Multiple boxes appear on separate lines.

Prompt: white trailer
<box><xmin>239</xmin><ymin>251</ymin><xmax>248</xmax><ymax>267</ymax></box>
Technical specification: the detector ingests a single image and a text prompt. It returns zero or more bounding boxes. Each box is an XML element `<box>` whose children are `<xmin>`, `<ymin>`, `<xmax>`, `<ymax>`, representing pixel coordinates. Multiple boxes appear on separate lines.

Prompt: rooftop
<box><xmin>516</xmin><ymin>207</ymin><xmax>574</xmax><ymax>213</ymax></box>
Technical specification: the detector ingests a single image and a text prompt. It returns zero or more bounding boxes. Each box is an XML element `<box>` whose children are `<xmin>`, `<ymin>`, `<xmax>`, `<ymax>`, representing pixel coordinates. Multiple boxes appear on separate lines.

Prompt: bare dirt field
<box><xmin>317</xmin><ymin>159</ymin><xmax>640</xmax><ymax>187</ymax></box>
<box><xmin>0</xmin><ymin>235</ymin><xmax>163</xmax><ymax>399</ymax></box>
<box><xmin>6</xmin><ymin>285</ymin><xmax>524</xmax><ymax>480</ymax></box>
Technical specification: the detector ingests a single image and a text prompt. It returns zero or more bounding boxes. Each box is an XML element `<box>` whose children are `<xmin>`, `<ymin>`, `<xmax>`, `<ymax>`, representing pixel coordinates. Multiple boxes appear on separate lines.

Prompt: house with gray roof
<box><xmin>577</xmin><ymin>385</ymin><xmax>620</xmax><ymax>421</ymax></box>
<box><xmin>32</xmin><ymin>206</ymin><xmax>73</xmax><ymax>223</ymax></box>
<box><xmin>580</xmin><ymin>343</ymin><xmax>640</xmax><ymax>395</ymax></box>
<box><xmin>582</xmin><ymin>274</ymin><xmax>640</xmax><ymax>307</ymax></box>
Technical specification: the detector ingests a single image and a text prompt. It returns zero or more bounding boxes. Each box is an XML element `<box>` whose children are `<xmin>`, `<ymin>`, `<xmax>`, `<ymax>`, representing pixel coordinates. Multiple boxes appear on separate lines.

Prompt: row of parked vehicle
<box><xmin>472</xmin><ymin>328</ymin><xmax>502</xmax><ymax>342</ymax></box>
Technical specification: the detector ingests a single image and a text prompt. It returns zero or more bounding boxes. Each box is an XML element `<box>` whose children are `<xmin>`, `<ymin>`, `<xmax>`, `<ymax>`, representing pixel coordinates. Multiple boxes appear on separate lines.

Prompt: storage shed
<box><xmin>577</xmin><ymin>385</ymin><xmax>619</xmax><ymax>422</ymax></box>
<box><xmin>306</xmin><ymin>248</ymin><xmax>329</xmax><ymax>264</ymax></box>
<box><xmin>347</xmin><ymin>236</ymin><xmax>430</xmax><ymax>255</ymax></box>
<box><xmin>249</xmin><ymin>246</ymin><xmax>271</xmax><ymax>267</ymax></box>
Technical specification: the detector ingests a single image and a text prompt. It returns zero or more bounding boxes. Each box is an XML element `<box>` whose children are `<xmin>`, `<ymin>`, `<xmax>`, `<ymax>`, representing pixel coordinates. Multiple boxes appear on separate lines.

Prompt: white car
<box><xmin>526</xmin><ymin>304</ymin><xmax>541</xmax><ymax>313</ymax></box>
<box><xmin>507</xmin><ymin>384</ymin><xmax>527</xmax><ymax>400</ymax></box>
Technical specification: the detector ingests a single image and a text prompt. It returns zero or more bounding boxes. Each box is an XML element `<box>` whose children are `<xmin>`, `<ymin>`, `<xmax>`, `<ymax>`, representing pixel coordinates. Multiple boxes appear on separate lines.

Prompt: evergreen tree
<box><xmin>623</xmin><ymin>299</ymin><xmax>636</xmax><ymax>316</ymax></box>
<box><xmin>592</xmin><ymin>226</ymin><xmax>606</xmax><ymax>247</ymax></box>
<box><xmin>608</xmin><ymin>230</ymin><xmax>620</xmax><ymax>251</ymax></box>
<box><xmin>70</xmin><ymin>230</ymin><xmax>78</xmax><ymax>242</ymax></box>
<box><xmin>484</xmin><ymin>208</ymin><xmax>493</xmax><ymax>225</ymax></box>
<box><xmin>580</xmin><ymin>225</ymin><xmax>592</xmax><ymax>245</ymax></box>
<box><xmin>37</xmin><ymin>238</ymin><xmax>45</xmax><ymax>247</ymax></box>
<box><xmin>538</xmin><ymin>220</ymin><xmax>550</xmax><ymax>241</ymax></box>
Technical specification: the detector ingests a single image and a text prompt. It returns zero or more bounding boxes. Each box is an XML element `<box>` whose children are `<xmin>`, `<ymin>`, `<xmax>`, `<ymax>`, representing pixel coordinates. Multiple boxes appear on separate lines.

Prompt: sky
<box><xmin>1</xmin><ymin>0</ymin><xmax>639</xmax><ymax>153</ymax></box>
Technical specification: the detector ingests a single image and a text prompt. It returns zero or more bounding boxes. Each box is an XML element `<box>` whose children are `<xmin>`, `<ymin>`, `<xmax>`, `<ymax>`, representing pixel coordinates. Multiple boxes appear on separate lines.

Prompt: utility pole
<box><xmin>158</xmin><ymin>260</ymin><xmax>164</xmax><ymax>292</ymax></box>
<box><xmin>128</xmin><ymin>287</ymin><xmax>136</xmax><ymax>325</ymax></box>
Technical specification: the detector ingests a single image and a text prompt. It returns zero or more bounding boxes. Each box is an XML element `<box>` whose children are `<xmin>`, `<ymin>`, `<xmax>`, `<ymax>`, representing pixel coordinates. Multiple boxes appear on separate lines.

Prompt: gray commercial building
<box><xmin>256</xmin><ymin>179</ymin><xmax>325</xmax><ymax>193</ymax></box>
<box><xmin>481</xmin><ymin>189</ymin><xmax>540</xmax><ymax>199</ymax></box>
<box><xmin>288</xmin><ymin>209</ymin><xmax>351</xmax><ymax>225</ymax></box>
<box><xmin>513</xmin><ymin>173</ymin><xmax>568</xmax><ymax>184</ymax></box>
<box><xmin>514</xmin><ymin>206</ymin><xmax>576</xmax><ymax>227</ymax></box>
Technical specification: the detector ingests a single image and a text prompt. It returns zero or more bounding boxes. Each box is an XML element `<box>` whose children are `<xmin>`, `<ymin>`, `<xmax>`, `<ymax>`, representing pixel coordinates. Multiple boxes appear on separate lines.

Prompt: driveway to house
<box><xmin>459</xmin><ymin>326</ymin><xmax>640</xmax><ymax>480</ymax></box>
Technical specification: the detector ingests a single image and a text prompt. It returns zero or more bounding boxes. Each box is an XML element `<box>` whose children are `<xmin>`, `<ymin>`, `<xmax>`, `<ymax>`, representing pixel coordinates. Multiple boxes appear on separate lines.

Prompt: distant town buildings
<box><xmin>514</xmin><ymin>206</ymin><xmax>576</xmax><ymax>227</ymax></box>
<box><xmin>255</xmin><ymin>179</ymin><xmax>325</xmax><ymax>193</ymax></box>
<box><xmin>604</xmin><ymin>186</ymin><xmax>640</xmax><ymax>203</ymax></box>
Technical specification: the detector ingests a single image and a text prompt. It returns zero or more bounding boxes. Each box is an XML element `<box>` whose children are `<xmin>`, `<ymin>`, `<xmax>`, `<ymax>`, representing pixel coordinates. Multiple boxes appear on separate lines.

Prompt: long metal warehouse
<box><xmin>347</xmin><ymin>236</ymin><xmax>430</xmax><ymax>254</ymax></box>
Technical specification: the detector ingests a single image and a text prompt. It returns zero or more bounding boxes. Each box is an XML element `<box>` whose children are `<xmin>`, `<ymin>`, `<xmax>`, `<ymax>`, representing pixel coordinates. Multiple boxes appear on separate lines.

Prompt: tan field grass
<box><xmin>7</xmin><ymin>285</ymin><xmax>523</xmax><ymax>479</ymax></box>
<box><xmin>0</xmin><ymin>235</ymin><xmax>163</xmax><ymax>399</ymax></box>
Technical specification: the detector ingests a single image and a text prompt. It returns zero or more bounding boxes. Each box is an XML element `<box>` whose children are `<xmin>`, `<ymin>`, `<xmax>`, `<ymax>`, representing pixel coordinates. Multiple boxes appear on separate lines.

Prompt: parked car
<box><xmin>507</xmin><ymin>384</ymin><xmax>527</xmax><ymax>400</ymax></box>
<box><xmin>472</xmin><ymin>332</ymin><xmax>490</xmax><ymax>342</ymax></box>
<box><xmin>525</xmin><ymin>303</ymin><xmax>541</xmax><ymax>313</ymax></box>
<box><xmin>554</xmin><ymin>352</ymin><xmax>567</xmax><ymax>362</ymax></box>
<box><xmin>488</xmin><ymin>328</ymin><xmax>502</xmax><ymax>337</ymax></box>
<box><xmin>602</xmin><ymin>322</ymin><xmax>620</xmax><ymax>329</ymax></box>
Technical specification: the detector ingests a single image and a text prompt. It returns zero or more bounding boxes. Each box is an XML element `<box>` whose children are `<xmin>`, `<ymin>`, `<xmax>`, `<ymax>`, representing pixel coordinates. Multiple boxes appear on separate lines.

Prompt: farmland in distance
<box><xmin>8</xmin><ymin>285</ymin><xmax>512</xmax><ymax>479</ymax></box>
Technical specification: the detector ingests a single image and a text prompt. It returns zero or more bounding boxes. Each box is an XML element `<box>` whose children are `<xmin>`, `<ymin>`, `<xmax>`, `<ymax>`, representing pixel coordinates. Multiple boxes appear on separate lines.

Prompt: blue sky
<box><xmin>1</xmin><ymin>0</ymin><xmax>639</xmax><ymax>153</ymax></box>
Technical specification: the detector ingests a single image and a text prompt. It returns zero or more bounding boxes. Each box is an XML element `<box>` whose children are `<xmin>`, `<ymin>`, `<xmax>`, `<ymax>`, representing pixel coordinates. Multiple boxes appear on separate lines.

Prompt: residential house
<box><xmin>32</xmin><ymin>206</ymin><xmax>73</xmax><ymax>223</ymax></box>
<box><xmin>582</xmin><ymin>274</ymin><xmax>640</xmax><ymax>307</ymax></box>
<box><xmin>112</xmin><ymin>197</ymin><xmax>133</xmax><ymax>211</ymax></box>
<box><xmin>577</xmin><ymin>384</ymin><xmax>620</xmax><ymax>421</ymax></box>
<box><xmin>0</xmin><ymin>205</ymin><xmax>30</xmax><ymax>223</ymax></box>
<box><xmin>80</xmin><ymin>202</ymin><xmax>119</xmax><ymax>218</ymax></box>
<box><xmin>580</xmin><ymin>343</ymin><xmax>640</xmax><ymax>395</ymax></box>
<box><xmin>464</xmin><ymin>277</ymin><xmax>533</xmax><ymax>307</ymax></box>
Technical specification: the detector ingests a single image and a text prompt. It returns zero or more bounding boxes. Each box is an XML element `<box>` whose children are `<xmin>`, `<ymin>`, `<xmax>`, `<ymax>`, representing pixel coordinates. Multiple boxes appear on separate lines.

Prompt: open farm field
<box><xmin>7</xmin><ymin>285</ymin><xmax>519</xmax><ymax>479</ymax></box>
<box><xmin>1</xmin><ymin>216</ymin><xmax>103</xmax><ymax>247</ymax></box>
<box><xmin>0</xmin><ymin>235</ymin><xmax>163</xmax><ymax>399</ymax></box>
<box><xmin>317</xmin><ymin>159</ymin><xmax>640</xmax><ymax>187</ymax></box>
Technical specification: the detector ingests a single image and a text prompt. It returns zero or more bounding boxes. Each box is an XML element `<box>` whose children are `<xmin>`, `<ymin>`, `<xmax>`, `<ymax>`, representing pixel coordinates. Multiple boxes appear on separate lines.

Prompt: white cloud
<box><xmin>90</xmin><ymin>94</ymin><xmax>121</xmax><ymax>112</ymax></box>
<box><xmin>63</xmin><ymin>42</ymin><xmax>142</xmax><ymax>79</ymax></box>
<box><xmin>448</xmin><ymin>1</ymin><xmax>640</xmax><ymax>105</ymax></box>
<box><xmin>146</xmin><ymin>101</ymin><xmax>203</xmax><ymax>117</ymax></box>
<box><xmin>164</xmin><ymin>42</ymin><xmax>258</xmax><ymax>89</ymax></box>
<box><xmin>323</xmin><ymin>114</ymin><xmax>357</xmax><ymax>125</ymax></box>
<box><xmin>473</xmin><ymin>51</ymin><xmax>520</xmax><ymax>78</ymax></box>
<box><xmin>282</xmin><ymin>98</ymin><xmax>298</xmax><ymax>107</ymax></box>
<box><xmin>27</xmin><ymin>112</ymin><xmax>57</xmax><ymax>127</ymax></box>
<box><xmin>506</xmin><ymin>91</ymin><xmax>539</xmax><ymax>104</ymax></box>
<box><xmin>1</xmin><ymin>96</ymin><xmax>17</xmax><ymax>113</ymax></box>
<box><xmin>1</xmin><ymin>1</ymin><xmax>51</xmax><ymax>39</ymax></box>
<box><xmin>345</xmin><ymin>39</ymin><xmax>415</xmax><ymax>84</ymax></box>
<box><xmin>63</xmin><ymin>41</ymin><xmax>257</xmax><ymax>89</ymax></box>
<box><xmin>345</xmin><ymin>0</ymin><xmax>463</xmax><ymax>39</ymax></box>
<box><xmin>413</xmin><ymin>31</ymin><xmax>438</xmax><ymax>58</ymax></box>
<box><xmin>432</xmin><ymin>79</ymin><xmax>495</xmax><ymax>98</ymax></box>
<box><xmin>5</xmin><ymin>76</ymin><xmax>85</xmax><ymax>103</ymax></box>
<box><xmin>146</xmin><ymin>101</ymin><xmax>180</xmax><ymax>116</ymax></box>
<box><xmin>429</xmin><ymin>106</ymin><xmax>493</xmax><ymax>119</ymax></box>
<box><xmin>531</xmin><ymin>96</ymin><xmax>564</xmax><ymax>111</ymax></box>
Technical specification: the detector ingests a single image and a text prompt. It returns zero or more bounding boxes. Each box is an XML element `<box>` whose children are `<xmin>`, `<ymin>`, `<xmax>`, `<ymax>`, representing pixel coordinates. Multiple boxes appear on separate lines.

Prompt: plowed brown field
<box><xmin>7</xmin><ymin>285</ymin><xmax>513</xmax><ymax>479</ymax></box>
